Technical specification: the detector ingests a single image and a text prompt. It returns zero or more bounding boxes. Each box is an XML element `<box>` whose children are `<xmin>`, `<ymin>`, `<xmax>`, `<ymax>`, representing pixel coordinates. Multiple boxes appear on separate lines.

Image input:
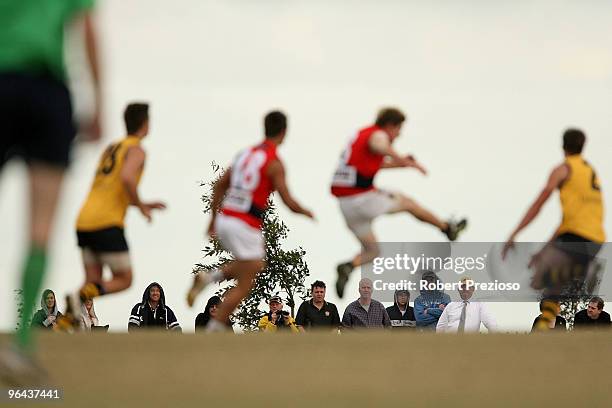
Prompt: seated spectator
<box><xmin>258</xmin><ymin>296</ymin><xmax>299</xmax><ymax>333</ymax></box>
<box><xmin>436</xmin><ymin>277</ymin><xmax>497</xmax><ymax>333</ymax></box>
<box><xmin>386</xmin><ymin>290</ymin><xmax>416</xmax><ymax>329</ymax></box>
<box><xmin>414</xmin><ymin>271</ymin><xmax>451</xmax><ymax>330</ymax></box>
<box><xmin>532</xmin><ymin>298</ymin><xmax>566</xmax><ymax>332</ymax></box>
<box><xmin>31</xmin><ymin>289</ymin><xmax>62</xmax><ymax>330</ymax></box>
<box><xmin>195</xmin><ymin>295</ymin><xmax>232</xmax><ymax>332</ymax></box>
<box><xmin>342</xmin><ymin>278</ymin><xmax>390</xmax><ymax>329</ymax></box>
<box><xmin>295</xmin><ymin>281</ymin><xmax>341</xmax><ymax>331</ymax></box>
<box><xmin>79</xmin><ymin>298</ymin><xmax>100</xmax><ymax>331</ymax></box>
<box><xmin>128</xmin><ymin>282</ymin><xmax>181</xmax><ymax>332</ymax></box>
<box><xmin>573</xmin><ymin>296</ymin><xmax>611</xmax><ymax>329</ymax></box>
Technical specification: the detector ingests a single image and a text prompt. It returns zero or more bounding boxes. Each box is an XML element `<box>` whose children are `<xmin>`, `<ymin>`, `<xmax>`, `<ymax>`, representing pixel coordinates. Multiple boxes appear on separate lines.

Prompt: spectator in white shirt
<box><xmin>436</xmin><ymin>277</ymin><xmax>497</xmax><ymax>333</ymax></box>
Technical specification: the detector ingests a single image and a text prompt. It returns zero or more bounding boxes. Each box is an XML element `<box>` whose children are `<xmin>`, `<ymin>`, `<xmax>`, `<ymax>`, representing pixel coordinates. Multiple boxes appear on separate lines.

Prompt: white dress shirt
<box><xmin>436</xmin><ymin>300</ymin><xmax>497</xmax><ymax>333</ymax></box>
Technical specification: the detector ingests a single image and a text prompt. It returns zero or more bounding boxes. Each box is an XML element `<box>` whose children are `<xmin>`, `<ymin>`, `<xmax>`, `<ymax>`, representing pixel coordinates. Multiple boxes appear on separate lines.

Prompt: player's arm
<box><xmin>206</xmin><ymin>169</ymin><xmax>231</xmax><ymax>236</ymax></box>
<box><xmin>268</xmin><ymin>160</ymin><xmax>314</xmax><ymax>219</ymax></box>
<box><xmin>71</xmin><ymin>11</ymin><xmax>102</xmax><ymax>142</ymax></box>
<box><xmin>502</xmin><ymin>164</ymin><xmax>569</xmax><ymax>258</ymax></box>
<box><xmin>370</xmin><ymin>132</ymin><xmax>427</xmax><ymax>174</ymax></box>
<box><xmin>121</xmin><ymin>146</ymin><xmax>165</xmax><ymax>222</ymax></box>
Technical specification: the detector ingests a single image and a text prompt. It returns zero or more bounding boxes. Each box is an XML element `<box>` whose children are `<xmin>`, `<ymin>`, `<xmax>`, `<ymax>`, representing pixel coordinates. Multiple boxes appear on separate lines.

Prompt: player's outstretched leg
<box><xmin>205</xmin><ymin>260</ymin><xmax>265</xmax><ymax>332</ymax></box>
<box><xmin>336</xmin><ymin>233</ymin><xmax>379</xmax><ymax>298</ymax></box>
<box><xmin>186</xmin><ymin>265</ymin><xmax>230</xmax><ymax>307</ymax></box>
<box><xmin>60</xmin><ymin>254</ymin><xmax>133</xmax><ymax>330</ymax></box>
<box><xmin>391</xmin><ymin>194</ymin><xmax>468</xmax><ymax>241</ymax></box>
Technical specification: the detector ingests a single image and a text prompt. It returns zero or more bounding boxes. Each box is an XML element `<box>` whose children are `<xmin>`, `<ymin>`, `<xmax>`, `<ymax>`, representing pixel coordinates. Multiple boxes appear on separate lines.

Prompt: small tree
<box><xmin>559</xmin><ymin>297</ymin><xmax>589</xmax><ymax>330</ymax></box>
<box><xmin>192</xmin><ymin>164</ymin><xmax>310</xmax><ymax>331</ymax></box>
<box><xmin>558</xmin><ymin>278</ymin><xmax>594</xmax><ymax>330</ymax></box>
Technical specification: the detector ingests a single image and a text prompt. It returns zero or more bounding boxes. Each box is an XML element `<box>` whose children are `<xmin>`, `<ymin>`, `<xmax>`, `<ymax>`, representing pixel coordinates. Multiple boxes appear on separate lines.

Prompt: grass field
<box><xmin>1</xmin><ymin>331</ymin><xmax>610</xmax><ymax>407</ymax></box>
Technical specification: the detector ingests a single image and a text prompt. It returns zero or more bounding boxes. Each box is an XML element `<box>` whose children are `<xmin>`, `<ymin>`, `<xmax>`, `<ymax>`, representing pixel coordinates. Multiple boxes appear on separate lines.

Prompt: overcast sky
<box><xmin>1</xmin><ymin>0</ymin><xmax>611</xmax><ymax>332</ymax></box>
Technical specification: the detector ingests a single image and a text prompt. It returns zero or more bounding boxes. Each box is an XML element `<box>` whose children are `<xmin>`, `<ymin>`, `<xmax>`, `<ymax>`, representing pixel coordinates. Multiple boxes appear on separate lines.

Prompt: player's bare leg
<box><xmin>336</xmin><ymin>232</ymin><xmax>379</xmax><ymax>298</ymax></box>
<box><xmin>187</xmin><ymin>260</ymin><xmax>249</xmax><ymax>307</ymax></box>
<box><xmin>61</xmin><ymin>256</ymin><xmax>132</xmax><ymax>329</ymax></box>
<box><xmin>205</xmin><ymin>260</ymin><xmax>265</xmax><ymax>331</ymax></box>
<box><xmin>2</xmin><ymin>164</ymin><xmax>64</xmax><ymax>385</ymax></box>
<box><xmin>390</xmin><ymin>194</ymin><xmax>467</xmax><ymax>240</ymax></box>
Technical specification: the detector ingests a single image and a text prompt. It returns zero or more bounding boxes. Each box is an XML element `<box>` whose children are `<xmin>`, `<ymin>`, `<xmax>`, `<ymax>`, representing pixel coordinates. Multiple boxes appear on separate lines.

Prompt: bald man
<box><xmin>341</xmin><ymin>278</ymin><xmax>391</xmax><ymax>329</ymax></box>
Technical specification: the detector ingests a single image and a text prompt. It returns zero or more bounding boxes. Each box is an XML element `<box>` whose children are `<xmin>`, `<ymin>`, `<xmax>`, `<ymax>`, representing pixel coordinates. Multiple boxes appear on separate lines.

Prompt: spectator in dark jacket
<box><xmin>531</xmin><ymin>298</ymin><xmax>566</xmax><ymax>332</ymax></box>
<box><xmin>195</xmin><ymin>296</ymin><xmax>232</xmax><ymax>332</ymax></box>
<box><xmin>573</xmin><ymin>297</ymin><xmax>611</xmax><ymax>330</ymax></box>
<box><xmin>414</xmin><ymin>271</ymin><xmax>450</xmax><ymax>330</ymax></box>
<box><xmin>386</xmin><ymin>289</ymin><xmax>416</xmax><ymax>329</ymax></box>
<box><xmin>30</xmin><ymin>289</ymin><xmax>62</xmax><ymax>330</ymax></box>
<box><xmin>128</xmin><ymin>282</ymin><xmax>181</xmax><ymax>332</ymax></box>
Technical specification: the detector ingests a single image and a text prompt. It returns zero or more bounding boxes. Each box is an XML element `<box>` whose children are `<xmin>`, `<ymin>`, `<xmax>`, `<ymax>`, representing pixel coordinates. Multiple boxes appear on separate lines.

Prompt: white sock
<box><xmin>208</xmin><ymin>268</ymin><xmax>225</xmax><ymax>283</ymax></box>
<box><xmin>205</xmin><ymin>318</ymin><xmax>226</xmax><ymax>333</ymax></box>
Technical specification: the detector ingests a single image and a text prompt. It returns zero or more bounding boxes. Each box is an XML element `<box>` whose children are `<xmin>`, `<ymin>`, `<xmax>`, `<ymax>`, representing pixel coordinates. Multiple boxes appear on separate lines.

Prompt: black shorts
<box><xmin>553</xmin><ymin>233</ymin><xmax>602</xmax><ymax>267</ymax></box>
<box><xmin>77</xmin><ymin>227</ymin><xmax>129</xmax><ymax>252</ymax></box>
<box><xmin>0</xmin><ymin>72</ymin><xmax>76</xmax><ymax>170</ymax></box>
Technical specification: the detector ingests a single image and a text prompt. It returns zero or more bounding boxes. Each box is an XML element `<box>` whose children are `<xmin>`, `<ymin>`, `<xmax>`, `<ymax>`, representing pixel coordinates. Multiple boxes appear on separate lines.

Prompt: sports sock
<box><xmin>16</xmin><ymin>246</ymin><xmax>47</xmax><ymax>353</ymax></box>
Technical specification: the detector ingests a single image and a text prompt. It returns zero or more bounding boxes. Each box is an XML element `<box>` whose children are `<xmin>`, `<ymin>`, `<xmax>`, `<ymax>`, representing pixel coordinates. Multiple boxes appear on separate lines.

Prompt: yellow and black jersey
<box><xmin>76</xmin><ymin>136</ymin><xmax>143</xmax><ymax>231</ymax></box>
<box><xmin>557</xmin><ymin>155</ymin><xmax>605</xmax><ymax>243</ymax></box>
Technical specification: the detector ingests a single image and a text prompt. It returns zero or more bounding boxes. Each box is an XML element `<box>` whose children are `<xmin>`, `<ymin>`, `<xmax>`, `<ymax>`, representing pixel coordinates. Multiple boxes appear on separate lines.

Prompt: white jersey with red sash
<box><xmin>331</xmin><ymin>125</ymin><xmax>387</xmax><ymax>197</ymax></box>
<box><xmin>221</xmin><ymin>140</ymin><xmax>278</xmax><ymax>229</ymax></box>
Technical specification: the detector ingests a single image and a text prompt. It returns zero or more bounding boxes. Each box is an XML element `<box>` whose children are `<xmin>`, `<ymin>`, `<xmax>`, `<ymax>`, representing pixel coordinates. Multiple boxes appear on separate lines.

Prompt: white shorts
<box><xmin>338</xmin><ymin>189</ymin><xmax>401</xmax><ymax>238</ymax></box>
<box><xmin>215</xmin><ymin>213</ymin><xmax>265</xmax><ymax>261</ymax></box>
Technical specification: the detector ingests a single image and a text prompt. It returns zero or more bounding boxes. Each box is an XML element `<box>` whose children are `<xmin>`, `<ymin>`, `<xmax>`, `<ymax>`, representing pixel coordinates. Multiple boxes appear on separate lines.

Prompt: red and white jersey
<box><xmin>221</xmin><ymin>140</ymin><xmax>279</xmax><ymax>229</ymax></box>
<box><xmin>331</xmin><ymin>125</ymin><xmax>387</xmax><ymax>197</ymax></box>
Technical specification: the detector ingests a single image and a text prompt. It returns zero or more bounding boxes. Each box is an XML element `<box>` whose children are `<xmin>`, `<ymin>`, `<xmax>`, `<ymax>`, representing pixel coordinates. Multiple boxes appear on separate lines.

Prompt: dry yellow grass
<box><xmin>1</xmin><ymin>331</ymin><xmax>610</xmax><ymax>407</ymax></box>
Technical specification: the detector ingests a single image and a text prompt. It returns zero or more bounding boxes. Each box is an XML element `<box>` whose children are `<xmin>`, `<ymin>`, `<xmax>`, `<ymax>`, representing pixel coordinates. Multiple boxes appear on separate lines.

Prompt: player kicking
<box><xmin>186</xmin><ymin>111</ymin><xmax>314</xmax><ymax>331</ymax></box>
<box><xmin>502</xmin><ymin>129</ymin><xmax>605</xmax><ymax>328</ymax></box>
<box><xmin>61</xmin><ymin>103</ymin><xmax>166</xmax><ymax>327</ymax></box>
<box><xmin>332</xmin><ymin>108</ymin><xmax>467</xmax><ymax>298</ymax></box>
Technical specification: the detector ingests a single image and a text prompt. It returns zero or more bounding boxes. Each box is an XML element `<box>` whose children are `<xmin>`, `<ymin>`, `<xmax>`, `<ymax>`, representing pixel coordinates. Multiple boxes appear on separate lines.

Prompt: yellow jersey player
<box><xmin>63</xmin><ymin>103</ymin><xmax>166</xmax><ymax>326</ymax></box>
<box><xmin>503</xmin><ymin>128</ymin><xmax>605</xmax><ymax>327</ymax></box>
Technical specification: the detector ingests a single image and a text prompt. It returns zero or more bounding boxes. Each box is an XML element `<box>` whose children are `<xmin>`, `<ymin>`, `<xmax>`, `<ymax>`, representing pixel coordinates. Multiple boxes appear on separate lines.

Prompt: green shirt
<box><xmin>0</xmin><ymin>0</ymin><xmax>95</xmax><ymax>80</ymax></box>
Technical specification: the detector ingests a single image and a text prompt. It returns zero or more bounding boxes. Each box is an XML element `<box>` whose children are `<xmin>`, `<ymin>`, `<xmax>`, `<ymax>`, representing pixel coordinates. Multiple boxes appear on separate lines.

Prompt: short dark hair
<box><xmin>589</xmin><ymin>296</ymin><xmax>604</xmax><ymax>310</ymax></box>
<box><xmin>375</xmin><ymin>107</ymin><xmax>406</xmax><ymax>127</ymax></box>
<box><xmin>311</xmin><ymin>280</ymin><xmax>326</xmax><ymax>290</ymax></box>
<box><xmin>124</xmin><ymin>103</ymin><xmax>149</xmax><ymax>134</ymax></box>
<box><xmin>264</xmin><ymin>111</ymin><xmax>287</xmax><ymax>138</ymax></box>
<box><xmin>562</xmin><ymin>128</ymin><xmax>586</xmax><ymax>154</ymax></box>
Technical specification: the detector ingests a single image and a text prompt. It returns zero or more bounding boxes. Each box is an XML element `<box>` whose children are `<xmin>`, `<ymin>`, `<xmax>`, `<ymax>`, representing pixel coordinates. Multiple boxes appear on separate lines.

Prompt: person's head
<box><xmin>84</xmin><ymin>298</ymin><xmax>93</xmax><ymax>312</ymax></box>
<box><xmin>395</xmin><ymin>290</ymin><xmax>409</xmax><ymax>307</ymax></box>
<box><xmin>264</xmin><ymin>110</ymin><xmax>287</xmax><ymax>143</ymax></box>
<box><xmin>206</xmin><ymin>296</ymin><xmax>222</xmax><ymax>319</ymax></box>
<box><xmin>375</xmin><ymin>107</ymin><xmax>406</xmax><ymax>141</ymax></box>
<box><xmin>269</xmin><ymin>295</ymin><xmax>283</xmax><ymax>313</ymax></box>
<box><xmin>124</xmin><ymin>103</ymin><xmax>150</xmax><ymax>137</ymax></box>
<box><xmin>311</xmin><ymin>281</ymin><xmax>326</xmax><ymax>303</ymax></box>
<box><xmin>459</xmin><ymin>277</ymin><xmax>475</xmax><ymax>301</ymax></box>
<box><xmin>358</xmin><ymin>278</ymin><xmax>373</xmax><ymax>301</ymax></box>
<box><xmin>420</xmin><ymin>270</ymin><xmax>439</xmax><ymax>293</ymax></box>
<box><xmin>149</xmin><ymin>284</ymin><xmax>161</xmax><ymax>304</ymax></box>
<box><xmin>539</xmin><ymin>297</ymin><xmax>561</xmax><ymax>316</ymax></box>
<box><xmin>562</xmin><ymin>128</ymin><xmax>586</xmax><ymax>155</ymax></box>
<box><xmin>43</xmin><ymin>290</ymin><xmax>56</xmax><ymax>311</ymax></box>
<box><xmin>587</xmin><ymin>296</ymin><xmax>604</xmax><ymax>319</ymax></box>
